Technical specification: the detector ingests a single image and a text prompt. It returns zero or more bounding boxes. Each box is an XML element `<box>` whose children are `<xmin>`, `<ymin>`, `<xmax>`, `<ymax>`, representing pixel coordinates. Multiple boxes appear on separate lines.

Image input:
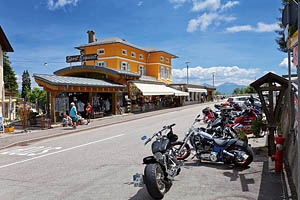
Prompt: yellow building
<box><xmin>75</xmin><ymin>31</ymin><xmax>177</xmax><ymax>84</ymax></box>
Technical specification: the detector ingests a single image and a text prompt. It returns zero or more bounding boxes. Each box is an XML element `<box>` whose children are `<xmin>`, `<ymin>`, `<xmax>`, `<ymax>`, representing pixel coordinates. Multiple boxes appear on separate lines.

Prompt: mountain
<box><xmin>203</xmin><ymin>82</ymin><xmax>247</xmax><ymax>94</ymax></box>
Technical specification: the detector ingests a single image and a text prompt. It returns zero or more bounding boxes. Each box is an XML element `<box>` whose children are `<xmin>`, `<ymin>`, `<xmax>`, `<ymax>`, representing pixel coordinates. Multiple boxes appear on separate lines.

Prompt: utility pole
<box><xmin>185</xmin><ymin>61</ymin><xmax>190</xmax><ymax>84</ymax></box>
<box><xmin>212</xmin><ymin>72</ymin><xmax>215</xmax><ymax>88</ymax></box>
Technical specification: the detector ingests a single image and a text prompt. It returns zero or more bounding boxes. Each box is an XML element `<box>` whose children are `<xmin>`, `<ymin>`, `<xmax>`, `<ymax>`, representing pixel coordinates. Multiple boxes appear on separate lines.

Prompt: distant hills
<box><xmin>204</xmin><ymin>82</ymin><xmax>247</xmax><ymax>95</ymax></box>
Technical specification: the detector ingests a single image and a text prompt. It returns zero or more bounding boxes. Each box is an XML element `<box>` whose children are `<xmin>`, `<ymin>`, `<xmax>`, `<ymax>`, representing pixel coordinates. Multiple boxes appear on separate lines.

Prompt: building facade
<box><xmin>0</xmin><ymin>26</ymin><xmax>14</xmax><ymax>118</ymax></box>
<box><xmin>75</xmin><ymin>31</ymin><xmax>177</xmax><ymax>84</ymax></box>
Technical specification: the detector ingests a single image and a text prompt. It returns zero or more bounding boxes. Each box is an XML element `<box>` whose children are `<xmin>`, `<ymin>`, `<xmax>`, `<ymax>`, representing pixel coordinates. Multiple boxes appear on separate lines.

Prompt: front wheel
<box><xmin>172</xmin><ymin>141</ymin><xmax>191</xmax><ymax>160</ymax></box>
<box><xmin>228</xmin><ymin>144</ymin><xmax>254</xmax><ymax>167</ymax></box>
<box><xmin>144</xmin><ymin>163</ymin><xmax>170</xmax><ymax>199</ymax></box>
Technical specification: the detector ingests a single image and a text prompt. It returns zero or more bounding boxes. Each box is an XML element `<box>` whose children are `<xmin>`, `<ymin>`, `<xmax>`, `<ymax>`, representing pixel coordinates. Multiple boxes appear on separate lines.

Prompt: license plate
<box><xmin>133</xmin><ymin>173</ymin><xmax>143</xmax><ymax>187</ymax></box>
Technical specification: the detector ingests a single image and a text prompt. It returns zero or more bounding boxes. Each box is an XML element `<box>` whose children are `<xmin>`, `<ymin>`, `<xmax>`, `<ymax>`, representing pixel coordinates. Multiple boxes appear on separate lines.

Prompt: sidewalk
<box><xmin>0</xmin><ymin>102</ymin><xmax>213</xmax><ymax>150</ymax></box>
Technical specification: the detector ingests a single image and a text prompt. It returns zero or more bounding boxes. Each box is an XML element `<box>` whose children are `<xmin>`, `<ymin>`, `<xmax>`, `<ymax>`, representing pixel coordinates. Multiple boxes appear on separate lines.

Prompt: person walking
<box><xmin>86</xmin><ymin>102</ymin><xmax>92</xmax><ymax>125</ymax></box>
<box><xmin>70</xmin><ymin>102</ymin><xmax>77</xmax><ymax>129</ymax></box>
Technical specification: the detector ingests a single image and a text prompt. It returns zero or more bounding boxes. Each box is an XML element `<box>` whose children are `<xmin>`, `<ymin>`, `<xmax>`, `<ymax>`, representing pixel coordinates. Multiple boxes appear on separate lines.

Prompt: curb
<box><xmin>0</xmin><ymin>101</ymin><xmax>222</xmax><ymax>150</ymax></box>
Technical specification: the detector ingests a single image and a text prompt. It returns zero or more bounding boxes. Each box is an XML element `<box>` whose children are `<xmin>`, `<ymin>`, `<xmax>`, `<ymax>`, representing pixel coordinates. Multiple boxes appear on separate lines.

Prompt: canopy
<box><xmin>134</xmin><ymin>83</ymin><xmax>188</xmax><ymax>96</ymax></box>
<box><xmin>187</xmin><ymin>88</ymin><xmax>207</xmax><ymax>93</ymax></box>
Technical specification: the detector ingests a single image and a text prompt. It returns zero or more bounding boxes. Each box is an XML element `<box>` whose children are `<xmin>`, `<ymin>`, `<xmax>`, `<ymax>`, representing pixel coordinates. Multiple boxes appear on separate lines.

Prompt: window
<box><xmin>122</xmin><ymin>49</ymin><xmax>127</xmax><ymax>55</ymax></box>
<box><xmin>139</xmin><ymin>54</ymin><xmax>143</xmax><ymax>60</ymax></box>
<box><xmin>131</xmin><ymin>52</ymin><xmax>136</xmax><ymax>58</ymax></box>
<box><xmin>166</xmin><ymin>68</ymin><xmax>170</xmax><ymax>80</ymax></box>
<box><xmin>160</xmin><ymin>56</ymin><xmax>164</xmax><ymax>62</ymax></box>
<box><xmin>96</xmin><ymin>61</ymin><xmax>106</xmax><ymax>67</ymax></box>
<box><xmin>160</xmin><ymin>67</ymin><xmax>165</xmax><ymax>79</ymax></box>
<box><xmin>97</xmin><ymin>49</ymin><xmax>105</xmax><ymax>55</ymax></box>
<box><xmin>138</xmin><ymin>65</ymin><xmax>146</xmax><ymax>76</ymax></box>
<box><xmin>120</xmin><ymin>61</ymin><xmax>130</xmax><ymax>71</ymax></box>
<box><xmin>166</xmin><ymin>58</ymin><xmax>169</xmax><ymax>63</ymax></box>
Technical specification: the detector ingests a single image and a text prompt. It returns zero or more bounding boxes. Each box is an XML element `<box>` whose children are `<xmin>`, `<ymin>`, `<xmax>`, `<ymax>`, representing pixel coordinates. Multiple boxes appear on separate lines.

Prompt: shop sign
<box><xmin>66</xmin><ymin>54</ymin><xmax>98</xmax><ymax>63</ymax></box>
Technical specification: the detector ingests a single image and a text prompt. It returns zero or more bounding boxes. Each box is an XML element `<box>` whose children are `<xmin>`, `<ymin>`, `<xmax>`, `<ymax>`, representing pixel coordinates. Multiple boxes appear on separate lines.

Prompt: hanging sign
<box><xmin>289</xmin><ymin>30</ymin><xmax>298</xmax><ymax>49</ymax></box>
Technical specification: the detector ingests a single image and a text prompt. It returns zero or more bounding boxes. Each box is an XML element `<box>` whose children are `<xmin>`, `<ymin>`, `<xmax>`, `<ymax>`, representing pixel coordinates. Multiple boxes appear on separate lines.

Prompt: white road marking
<box><xmin>0</xmin><ymin>134</ymin><xmax>124</xmax><ymax>169</ymax></box>
<box><xmin>1</xmin><ymin>146</ymin><xmax>62</xmax><ymax>156</ymax></box>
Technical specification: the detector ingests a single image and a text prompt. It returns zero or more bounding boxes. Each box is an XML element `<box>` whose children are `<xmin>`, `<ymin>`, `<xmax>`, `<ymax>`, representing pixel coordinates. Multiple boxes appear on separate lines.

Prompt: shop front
<box><xmin>34</xmin><ymin>74</ymin><xmax>125</xmax><ymax>123</ymax></box>
<box><xmin>129</xmin><ymin>81</ymin><xmax>188</xmax><ymax>112</ymax></box>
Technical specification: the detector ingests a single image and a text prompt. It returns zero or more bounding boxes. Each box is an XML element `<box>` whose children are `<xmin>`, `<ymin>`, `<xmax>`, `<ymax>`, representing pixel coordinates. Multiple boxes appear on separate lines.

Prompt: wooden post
<box><xmin>112</xmin><ymin>92</ymin><xmax>117</xmax><ymax>115</ymax></box>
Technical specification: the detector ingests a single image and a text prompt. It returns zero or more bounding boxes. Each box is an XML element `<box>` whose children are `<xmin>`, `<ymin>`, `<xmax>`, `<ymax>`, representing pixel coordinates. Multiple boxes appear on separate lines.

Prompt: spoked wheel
<box><xmin>172</xmin><ymin>141</ymin><xmax>191</xmax><ymax>160</ymax></box>
<box><xmin>144</xmin><ymin>163</ymin><xmax>169</xmax><ymax>199</ymax></box>
<box><xmin>228</xmin><ymin>144</ymin><xmax>254</xmax><ymax>167</ymax></box>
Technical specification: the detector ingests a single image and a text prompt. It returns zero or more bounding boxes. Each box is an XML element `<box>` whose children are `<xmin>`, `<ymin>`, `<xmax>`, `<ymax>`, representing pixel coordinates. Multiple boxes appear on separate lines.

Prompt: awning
<box><xmin>187</xmin><ymin>88</ymin><xmax>207</xmax><ymax>93</ymax></box>
<box><xmin>134</xmin><ymin>83</ymin><xmax>189</xmax><ymax>96</ymax></box>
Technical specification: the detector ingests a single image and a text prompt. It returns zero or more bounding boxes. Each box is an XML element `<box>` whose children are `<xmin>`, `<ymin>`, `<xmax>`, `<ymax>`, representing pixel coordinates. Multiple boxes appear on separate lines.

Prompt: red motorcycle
<box><xmin>231</xmin><ymin>108</ymin><xmax>265</xmax><ymax>137</ymax></box>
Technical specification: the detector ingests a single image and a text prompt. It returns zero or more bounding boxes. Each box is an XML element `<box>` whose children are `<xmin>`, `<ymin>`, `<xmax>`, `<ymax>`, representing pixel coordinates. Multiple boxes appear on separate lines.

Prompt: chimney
<box><xmin>87</xmin><ymin>30</ymin><xmax>95</xmax><ymax>43</ymax></box>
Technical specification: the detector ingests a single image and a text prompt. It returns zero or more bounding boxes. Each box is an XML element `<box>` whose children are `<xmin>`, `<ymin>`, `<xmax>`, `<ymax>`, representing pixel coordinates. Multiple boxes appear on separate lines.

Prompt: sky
<box><xmin>0</xmin><ymin>0</ymin><xmax>295</xmax><ymax>89</ymax></box>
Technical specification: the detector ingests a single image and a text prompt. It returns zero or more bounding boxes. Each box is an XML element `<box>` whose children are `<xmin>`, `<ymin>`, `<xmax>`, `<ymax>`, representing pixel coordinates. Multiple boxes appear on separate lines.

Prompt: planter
<box><xmin>4</xmin><ymin>127</ymin><xmax>14</xmax><ymax>133</ymax></box>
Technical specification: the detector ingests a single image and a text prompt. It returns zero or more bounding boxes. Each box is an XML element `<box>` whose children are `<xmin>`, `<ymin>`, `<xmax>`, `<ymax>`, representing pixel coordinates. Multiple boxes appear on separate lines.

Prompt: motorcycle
<box><xmin>133</xmin><ymin>124</ymin><xmax>182</xmax><ymax>199</ymax></box>
<box><xmin>173</xmin><ymin>115</ymin><xmax>254</xmax><ymax>167</ymax></box>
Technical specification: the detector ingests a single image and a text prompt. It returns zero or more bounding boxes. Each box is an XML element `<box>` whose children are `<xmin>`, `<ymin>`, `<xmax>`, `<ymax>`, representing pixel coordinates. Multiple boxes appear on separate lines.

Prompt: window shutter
<box><xmin>127</xmin><ymin>63</ymin><xmax>130</xmax><ymax>71</ymax></box>
<box><xmin>120</xmin><ymin>61</ymin><xmax>123</xmax><ymax>70</ymax></box>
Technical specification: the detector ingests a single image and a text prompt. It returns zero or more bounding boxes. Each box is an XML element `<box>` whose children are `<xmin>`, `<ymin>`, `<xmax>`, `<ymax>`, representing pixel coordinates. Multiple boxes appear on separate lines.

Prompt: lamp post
<box><xmin>212</xmin><ymin>72</ymin><xmax>215</xmax><ymax>87</ymax></box>
<box><xmin>185</xmin><ymin>61</ymin><xmax>190</xmax><ymax>84</ymax></box>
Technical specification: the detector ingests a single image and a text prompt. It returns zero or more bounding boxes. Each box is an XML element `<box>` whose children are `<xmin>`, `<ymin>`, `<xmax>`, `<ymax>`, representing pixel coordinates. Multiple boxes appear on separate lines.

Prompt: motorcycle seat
<box><xmin>213</xmin><ymin>138</ymin><xmax>229</xmax><ymax>146</ymax></box>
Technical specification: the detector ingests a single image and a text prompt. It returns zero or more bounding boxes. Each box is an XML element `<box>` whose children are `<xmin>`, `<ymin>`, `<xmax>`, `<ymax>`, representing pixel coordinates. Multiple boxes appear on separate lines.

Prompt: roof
<box><xmin>170</xmin><ymin>83</ymin><xmax>216</xmax><ymax>90</ymax></box>
<box><xmin>33</xmin><ymin>74</ymin><xmax>125</xmax><ymax>88</ymax></box>
<box><xmin>75</xmin><ymin>37</ymin><xmax>178</xmax><ymax>58</ymax></box>
<box><xmin>54</xmin><ymin>65</ymin><xmax>141</xmax><ymax>77</ymax></box>
<box><xmin>0</xmin><ymin>26</ymin><xmax>13</xmax><ymax>52</ymax></box>
<box><xmin>250</xmin><ymin>72</ymin><xmax>289</xmax><ymax>88</ymax></box>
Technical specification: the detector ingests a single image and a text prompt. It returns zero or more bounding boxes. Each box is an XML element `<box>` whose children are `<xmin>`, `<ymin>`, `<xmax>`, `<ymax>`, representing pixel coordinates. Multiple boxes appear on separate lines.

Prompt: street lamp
<box><xmin>212</xmin><ymin>72</ymin><xmax>215</xmax><ymax>87</ymax></box>
<box><xmin>185</xmin><ymin>61</ymin><xmax>190</xmax><ymax>84</ymax></box>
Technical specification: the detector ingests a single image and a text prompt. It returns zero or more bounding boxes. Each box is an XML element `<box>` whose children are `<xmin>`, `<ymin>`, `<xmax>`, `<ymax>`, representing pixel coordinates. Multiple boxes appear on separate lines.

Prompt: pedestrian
<box><xmin>86</xmin><ymin>102</ymin><xmax>92</xmax><ymax>125</ymax></box>
<box><xmin>70</xmin><ymin>102</ymin><xmax>77</xmax><ymax>129</ymax></box>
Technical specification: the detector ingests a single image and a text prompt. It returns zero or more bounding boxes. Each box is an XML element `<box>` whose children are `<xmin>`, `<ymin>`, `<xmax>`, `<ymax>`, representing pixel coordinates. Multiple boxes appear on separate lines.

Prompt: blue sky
<box><xmin>1</xmin><ymin>0</ymin><xmax>293</xmax><ymax>88</ymax></box>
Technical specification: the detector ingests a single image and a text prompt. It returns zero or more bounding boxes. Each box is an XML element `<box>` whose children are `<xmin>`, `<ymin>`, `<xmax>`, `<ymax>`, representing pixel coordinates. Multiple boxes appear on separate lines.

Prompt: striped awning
<box><xmin>134</xmin><ymin>83</ymin><xmax>188</xmax><ymax>96</ymax></box>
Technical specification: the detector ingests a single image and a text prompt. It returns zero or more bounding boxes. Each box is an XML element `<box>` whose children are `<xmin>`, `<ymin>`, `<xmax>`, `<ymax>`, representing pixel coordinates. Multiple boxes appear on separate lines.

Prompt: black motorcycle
<box><xmin>133</xmin><ymin>124</ymin><xmax>182</xmax><ymax>199</ymax></box>
<box><xmin>173</xmin><ymin>115</ymin><xmax>254</xmax><ymax>167</ymax></box>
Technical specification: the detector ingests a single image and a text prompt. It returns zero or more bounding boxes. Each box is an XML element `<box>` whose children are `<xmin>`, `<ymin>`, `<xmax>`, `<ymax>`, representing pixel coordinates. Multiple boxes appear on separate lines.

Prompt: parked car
<box><xmin>227</xmin><ymin>96</ymin><xmax>261</xmax><ymax>107</ymax></box>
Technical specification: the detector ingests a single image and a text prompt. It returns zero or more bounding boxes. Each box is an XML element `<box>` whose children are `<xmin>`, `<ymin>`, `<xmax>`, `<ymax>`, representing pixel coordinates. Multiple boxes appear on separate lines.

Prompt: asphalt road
<box><xmin>0</xmin><ymin>102</ymin><xmax>283</xmax><ymax>200</ymax></box>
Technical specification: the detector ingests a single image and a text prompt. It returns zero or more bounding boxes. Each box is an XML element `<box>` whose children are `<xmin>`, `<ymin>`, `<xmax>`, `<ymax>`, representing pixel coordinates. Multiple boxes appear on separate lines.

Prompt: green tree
<box><xmin>21</xmin><ymin>70</ymin><xmax>31</xmax><ymax>99</ymax></box>
<box><xmin>3</xmin><ymin>53</ymin><xmax>18</xmax><ymax>95</ymax></box>
<box><xmin>26</xmin><ymin>88</ymin><xmax>46</xmax><ymax>111</ymax></box>
<box><xmin>242</xmin><ymin>86</ymin><xmax>256</xmax><ymax>94</ymax></box>
<box><xmin>213</xmin><ymin>90</ymin><xmax>221</xmax><ymax>95</ymax></box>
<box><xmin>232</xmin><ymin>88</ymin><xmax>241</xmax><ymax>95</ymax></box>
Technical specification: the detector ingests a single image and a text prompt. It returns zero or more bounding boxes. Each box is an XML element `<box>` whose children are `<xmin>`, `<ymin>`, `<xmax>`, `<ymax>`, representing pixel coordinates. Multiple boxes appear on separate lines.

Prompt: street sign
<box><xmin>282</xmin><ymin>0</ymin><xmax>298</xmax><ymax>27</ymax></box>
<box><xmin>293</xmin><ymin>45</ymin><xmax>298</xmax><ymax>67</ymax></box>
<box><xmin>66</xmin><ymin>54</ymin><xmax>98</xmax><ymax>63</ymax></box>
<box><xmin>288</xmin><ymin>30</ymin><xmax>298</xmax><ymax>49</ymax></box>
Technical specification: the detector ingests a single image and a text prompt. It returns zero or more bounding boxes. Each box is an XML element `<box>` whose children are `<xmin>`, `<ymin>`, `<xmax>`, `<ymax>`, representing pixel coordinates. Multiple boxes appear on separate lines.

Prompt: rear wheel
<box><xmin>172</xmin><ymin>141</ymin><xmax>191</xmax><ymax>160</ymax></box>
<box><xmin>144</xmin><ymin>163</ymin><xmax>169</xmax><ymax>199</ymax></box>
<box><xmin>228</xmin><ymin>144</ymin><xmax>254</xmax><ymax>167</ymax></box>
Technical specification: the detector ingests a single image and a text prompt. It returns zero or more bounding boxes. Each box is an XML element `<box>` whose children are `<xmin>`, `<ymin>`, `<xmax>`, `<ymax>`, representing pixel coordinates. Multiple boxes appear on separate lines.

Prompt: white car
<box><xmin>227</xmin><ymin>96</ymin><xmax>261</xmax><ymax>107</ymax></box>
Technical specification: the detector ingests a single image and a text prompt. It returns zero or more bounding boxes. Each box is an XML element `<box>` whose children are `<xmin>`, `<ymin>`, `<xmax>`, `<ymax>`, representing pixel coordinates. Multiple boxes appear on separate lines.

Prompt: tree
<box><xmin>242</xmin><ymin>86</ymin><xmax>256</xmax><ymax>94</ymax></box>
<box><xmin>213</xmin><ymin>90</ymin><xmax>221</xmax><ymax>95</ymax></box>
<box><xmin>26</xmin><ymin>88</ymin><xmax>46</xmax><ymax>111</ymax></box>
<box><xmin>3</xmin><ymin>53</ymin><xmax>18</xmax><ymax>95</ymax></box>
<box><xmin>232</xmin><ymin>88</ymin><xmax>241</xmax><ymax>95</ymax></box>
<box><xmin>21</xmin><ymin>70</ymin><xmax>31</xmax><ymax>99</ymax></box>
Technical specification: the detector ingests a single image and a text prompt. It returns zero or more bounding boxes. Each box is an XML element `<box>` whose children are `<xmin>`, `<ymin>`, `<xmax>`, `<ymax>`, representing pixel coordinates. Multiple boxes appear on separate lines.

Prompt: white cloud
<box><xmin>191</xmin><ymin>0</ymin><xmax>221</xmax><ymax>12</ymax></box>
<box><xmin>168</xmin><ymin>0</ymin><xmax>189</xmax><ymax>9</ymax></box>
<box><xmin>226</xmin><ymin>22</ymin><xmax>280</xmax><ymax>33</ymax></box>
<box><xmin>172</xmin><ymin>65</ymin><xmax>259</xmax><ymax>86</ymax></box>
<box><xmin>279</xmin><ymin>57</ymin><xmax>296</xmax><ymax>68</ymax></box>
<box><xmin>137</xmin><ymin>1</ymin><xmax>143</xmax><ymax>6</ymax></box>
<box><xmin>220</xmin><ymin>1</ymin><xmax>239</xmax><ymax>11</ymax></box>
<box><xmin>187</xmin><ymin>12</ymin><xmax>235</xmax><ymax>32</ymax></box>
<box><xmin>47</xmin><ymin>0</ymin><xmax>79</xmax><ymax>10</ymax></box>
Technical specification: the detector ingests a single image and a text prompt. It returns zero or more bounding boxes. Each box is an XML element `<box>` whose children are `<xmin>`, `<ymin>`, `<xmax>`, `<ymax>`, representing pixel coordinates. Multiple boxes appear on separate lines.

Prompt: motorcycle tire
<box><xmin>172</xmin><ymin>141</ymin><xmax>191</xmax><ymax>160</ymax></box>
<box><xmin>144</xmin><ymin>163</ymin><xmax>169</xmax><ymax>200</ymax></box>
<box><xmin>229</xmin><ymin>144</ymin><xmax>254</xmax><ymax>167</ymax></box>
